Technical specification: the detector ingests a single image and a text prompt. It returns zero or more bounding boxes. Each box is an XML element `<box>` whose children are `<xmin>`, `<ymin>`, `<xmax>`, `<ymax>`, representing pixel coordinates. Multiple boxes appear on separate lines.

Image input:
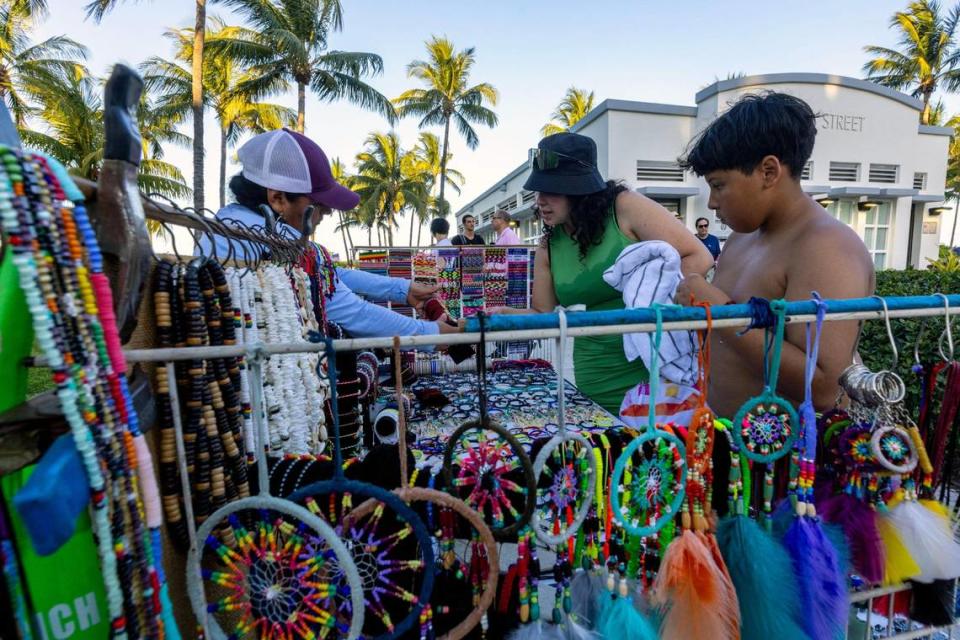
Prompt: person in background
<box><xmin>695</xmin><ymin>216</ymin><xmax>721</xmax><ymax>261</ymax></box>
<box><xmin>451</xmin><ymin>213</ymin><xmax>486</xmax><ymax>245</ymax></box>
<box><xmin>430</xmin><ymin>217</ymin><xmax>452</xmax><ymax>246</ymax></box>
<box><xmin>196</xmin><ymin>128</ymin><xmax>457</xmax><ymax>341</ymax></box>
<box><xmin>492</xmin><ymin>209</ymin><xmax>523</xmax><ymax>245</ymax></box>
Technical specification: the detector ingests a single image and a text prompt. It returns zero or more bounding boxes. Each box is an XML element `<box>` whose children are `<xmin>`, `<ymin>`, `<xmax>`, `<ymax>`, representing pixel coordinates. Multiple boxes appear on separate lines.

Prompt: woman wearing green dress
<box><xmin>504</xmin><ymin>132</ymin><xmax>713</xmax><ymax>415</ymax></box>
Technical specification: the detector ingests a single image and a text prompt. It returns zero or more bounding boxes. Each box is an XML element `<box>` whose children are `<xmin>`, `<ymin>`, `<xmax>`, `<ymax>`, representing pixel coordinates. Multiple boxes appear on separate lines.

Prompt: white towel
<box><xmin>602</xmin><ymin>241</ymin><xmax>698</xmax><ymax>385</ymax></box>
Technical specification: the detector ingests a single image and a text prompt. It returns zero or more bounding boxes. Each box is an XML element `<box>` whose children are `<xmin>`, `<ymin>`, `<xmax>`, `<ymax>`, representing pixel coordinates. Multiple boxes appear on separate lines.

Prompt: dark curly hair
<box><xmin>542</xmin><ymin>181</ymin><xmax>627</xmax><ymax>260</ymax></box>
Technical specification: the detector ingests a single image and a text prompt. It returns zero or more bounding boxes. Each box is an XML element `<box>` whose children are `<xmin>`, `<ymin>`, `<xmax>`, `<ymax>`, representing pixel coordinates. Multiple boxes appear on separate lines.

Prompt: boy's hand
<box><xmin>676</xmin><ymin>274</ymin><xmax>731</xmax><ymax>307</ymax></box>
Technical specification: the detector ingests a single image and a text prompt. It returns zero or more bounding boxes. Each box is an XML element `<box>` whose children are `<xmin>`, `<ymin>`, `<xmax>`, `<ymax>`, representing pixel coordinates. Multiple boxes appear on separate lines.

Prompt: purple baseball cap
<box><xmin>237</xmin><ymin>128</ymin><xmax>360</xmax><ymax>210</ymax></box>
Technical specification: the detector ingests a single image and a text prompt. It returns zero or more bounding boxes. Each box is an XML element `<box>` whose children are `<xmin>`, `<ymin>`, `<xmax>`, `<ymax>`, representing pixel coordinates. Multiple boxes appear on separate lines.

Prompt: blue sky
<box><xmin>32</xmin><ymin>0</ymin><xmax>958</xmax><ymax>252</ymax></box>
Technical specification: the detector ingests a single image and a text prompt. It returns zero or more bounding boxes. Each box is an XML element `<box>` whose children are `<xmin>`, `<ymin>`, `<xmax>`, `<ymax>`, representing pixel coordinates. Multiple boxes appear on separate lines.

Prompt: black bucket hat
<box><xmin>522</xmin><ymin>132</ymin><xmax>606</xmax><ymax>196</ymax></box>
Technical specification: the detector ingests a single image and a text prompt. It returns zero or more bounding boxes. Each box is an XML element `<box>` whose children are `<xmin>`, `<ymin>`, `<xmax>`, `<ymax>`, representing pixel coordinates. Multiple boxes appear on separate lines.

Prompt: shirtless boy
<box><xmin>676</xmin><ymin>92</ymin><xmax>875</xmax><ymax>419</ymax></box>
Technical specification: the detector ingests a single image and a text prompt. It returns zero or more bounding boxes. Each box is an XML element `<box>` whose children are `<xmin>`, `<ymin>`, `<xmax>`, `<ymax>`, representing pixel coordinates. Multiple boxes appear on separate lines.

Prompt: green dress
<box><xmin>549</xmin><ymin>209</ymin><xmax>649</xmax><ymax>415</ymax></box>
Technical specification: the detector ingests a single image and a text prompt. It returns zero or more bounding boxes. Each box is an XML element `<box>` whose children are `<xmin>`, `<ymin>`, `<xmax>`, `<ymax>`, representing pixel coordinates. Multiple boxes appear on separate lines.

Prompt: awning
<box><xmin>880</xmin><ymin>188</ymin><xmax>919</xmax><ymax>197</ymax></box>
<box><xmin>829</xmin><ymin>186</ymin><xmax>882</xmax><ymax>197</ymax></box>
<box><xmin>914</xmin><ymin>193</ymin><xmax>946</xmax><ymax>203</ymax></box>
<box><xmin>635</xmin><ymin>186</ymin><xmax>700</xmax><ymax>198</ymax></box>
<box><xmin>802</xmin><ymin>184</ymin><xmax>832</xmax><ymax>196</ymax></box>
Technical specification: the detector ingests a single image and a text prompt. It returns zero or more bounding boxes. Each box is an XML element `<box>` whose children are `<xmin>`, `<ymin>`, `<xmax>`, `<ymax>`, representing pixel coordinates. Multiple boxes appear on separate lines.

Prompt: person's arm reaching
<box><xmin>336</xmin><ymin>267</ymin><xmax>438</xmax><ymax>309</ymax></box>
<box><xmin>326</xmin><ymin>277</ymin><xmax>447</xmax><ymax>347</ymax></box>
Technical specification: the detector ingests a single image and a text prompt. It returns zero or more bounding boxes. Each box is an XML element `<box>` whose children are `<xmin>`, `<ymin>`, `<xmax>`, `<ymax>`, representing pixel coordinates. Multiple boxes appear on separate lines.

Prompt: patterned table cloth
<box><xmin>401</xmin><ymin>361</ymin><xmax>624</xmax><ymax>466</ymax></box>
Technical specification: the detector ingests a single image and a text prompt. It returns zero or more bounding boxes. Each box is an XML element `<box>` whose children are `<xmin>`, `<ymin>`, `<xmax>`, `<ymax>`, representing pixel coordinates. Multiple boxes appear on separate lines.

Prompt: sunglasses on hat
<box><xmin>529</xmin><ymin>148</ymin><xmax>595</xmax><ymax>171</ymax></box>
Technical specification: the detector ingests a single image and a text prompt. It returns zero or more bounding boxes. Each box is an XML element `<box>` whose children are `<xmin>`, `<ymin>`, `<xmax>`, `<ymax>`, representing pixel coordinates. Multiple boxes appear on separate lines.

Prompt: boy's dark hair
<box><xmin>680</xmin><ymin>92</ymin><xmax>817</xmax><ymax>179</ymax></box>
<box><xmin>430</xmin><ymin>217</ymin><xmax>450</xmax><ymax>235</ymax></box>
<box><xmin>696</xmin><ymin>217</ymin><xmax>710</xmax><ymax>226</ymax></box>
<box><xmin>228</xmin><ymin>174</ymin><xmax>307</xmax><ymax>212</ymax></box>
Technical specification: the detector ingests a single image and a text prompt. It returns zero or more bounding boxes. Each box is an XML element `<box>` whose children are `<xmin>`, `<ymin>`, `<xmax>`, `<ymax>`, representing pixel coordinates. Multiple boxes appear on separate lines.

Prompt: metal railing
<box><xmin>53</xmin><ymin>292</ymin><xmax>960</xmax><ymax>636</ymax></box>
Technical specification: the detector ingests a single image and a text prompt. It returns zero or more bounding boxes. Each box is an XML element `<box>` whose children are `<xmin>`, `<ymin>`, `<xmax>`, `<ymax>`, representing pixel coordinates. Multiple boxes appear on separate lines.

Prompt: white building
<box><xmin>457</xmin><ymin>73</ymin><xmax>952</xmax><ymax>270</ymax></box>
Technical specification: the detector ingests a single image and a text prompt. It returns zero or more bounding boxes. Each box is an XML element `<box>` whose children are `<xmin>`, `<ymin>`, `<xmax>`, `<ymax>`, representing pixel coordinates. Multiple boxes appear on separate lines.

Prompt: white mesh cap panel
<box><xmin>237</xmin><ymin>130</ymin><xmax>312</xmax><ymax>193</ymax></box>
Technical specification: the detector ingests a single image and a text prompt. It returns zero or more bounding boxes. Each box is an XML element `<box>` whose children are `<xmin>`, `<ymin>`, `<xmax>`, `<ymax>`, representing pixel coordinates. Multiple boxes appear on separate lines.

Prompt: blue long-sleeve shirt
<box><xmin>195</xmin><ymin>203</ymin><xmax>439</xmax><ymax>340</ymax></box>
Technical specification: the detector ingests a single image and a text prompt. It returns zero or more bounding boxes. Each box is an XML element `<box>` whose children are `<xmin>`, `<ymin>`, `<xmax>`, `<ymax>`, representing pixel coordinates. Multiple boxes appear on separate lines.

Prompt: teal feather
<box><xmin>716</xmin><ymin>515</ymin><xmax>808</xmax><ymax>640</ymax></box>
<box><xmin>595</xmin><ymin>594</ymin><xmax>658</xmax><ymax>640</ymax></box>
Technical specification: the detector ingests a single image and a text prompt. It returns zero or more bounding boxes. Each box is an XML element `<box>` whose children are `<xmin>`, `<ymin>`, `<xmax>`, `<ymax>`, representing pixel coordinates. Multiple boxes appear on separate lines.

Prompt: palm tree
<box><xmin>330</xmin><ymin>157</ymin><xmax>356</xmax><ymax>259</ymax></box>
<box><xmin>20</xmin><ymin>69</ymin><xmax>191</xmax><ymax>200</ymax></box>
<box><xmin>141</xmin><ymin>19</ymin><xmax>296</xmax><ymax>208</ymax></box>
<box><xmin>864</xmin><ymin>0</ymin><xmax>960</xmax><ymax>124</ymax></box>
<box><xmin>0</xmin><ymin>3</ymin><xmax>88</xmax><ymax>126</ymax></box>
<box><xmin>541</xmin><ymin>87</ymin><xmax>595</xmax><ymax>136</ymax></box>
<box><xmin>85</xmin><ymin>0</ymin><xmax>207</xmax><ymax>212</ymax></box>
<box><xmin>351</xmin><ymin>131</ymin><xmax>428</xmax><ymax>247</ymax></box>
<box><xmin>395</xmin><ymin>36</ymin><xmax>498</xmax><ymax>211</ymax></box>
<box><xmin>210</xmin><ymin>0</ymin><xmax>394</xmax><ymax>133</ymax></box>
<box><xmin>411</xmin><ymin>131</ymin><xmax>463</xmax><ymax>244</ymax></box>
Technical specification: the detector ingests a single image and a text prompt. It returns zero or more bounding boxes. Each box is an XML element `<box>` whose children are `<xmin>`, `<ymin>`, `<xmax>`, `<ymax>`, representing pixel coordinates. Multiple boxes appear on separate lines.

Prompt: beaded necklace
<box><xmin>37</xmin><ymin>153</ymin><xmax>163</xmax><ymax>636</ymax></box>
<box><xmin>0</xmin><ymin>146</ymin><xmax>159</xmax><ymax>638</ymax></box>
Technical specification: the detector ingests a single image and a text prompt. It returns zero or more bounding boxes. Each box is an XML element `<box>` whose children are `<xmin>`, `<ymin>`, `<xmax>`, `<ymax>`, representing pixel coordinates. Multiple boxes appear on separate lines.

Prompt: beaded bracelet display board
<box><xmin>0</xmin><ymin>148</ymin><xmax>166</xmax><ymax>636</ymax></box>
<box><xmin>345</xmin><ymin>337</ymin><xmax>499</xmax><ymax>640</ymax></box>
<box><xmin>289</xmin><ymin>337</ymin><xmax>436</xmax><ymax>640</ymax></box>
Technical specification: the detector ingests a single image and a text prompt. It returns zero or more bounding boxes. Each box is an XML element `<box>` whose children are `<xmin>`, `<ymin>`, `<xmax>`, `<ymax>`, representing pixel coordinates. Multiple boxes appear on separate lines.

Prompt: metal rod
<box><xmin>26</xmin><ymin>299</ymin><xmax>955</xmax><ymax>364</ymax></box>
<box><xmin>248</xmin><ymin>357</ymin><xmax>269</xmax><ymax>497</ymax></box>
<box><xmin>464</xmin><ymin>294</ymin><xmax>960</xmax><ymax>333</ymax></box>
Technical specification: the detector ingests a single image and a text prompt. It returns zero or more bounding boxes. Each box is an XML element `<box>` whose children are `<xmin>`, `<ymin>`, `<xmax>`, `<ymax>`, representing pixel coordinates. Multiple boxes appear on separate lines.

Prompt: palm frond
<box><xmin>311</xmin><ymin>67</ymin><xmax>397</xmax><ymax>123</ymax></box>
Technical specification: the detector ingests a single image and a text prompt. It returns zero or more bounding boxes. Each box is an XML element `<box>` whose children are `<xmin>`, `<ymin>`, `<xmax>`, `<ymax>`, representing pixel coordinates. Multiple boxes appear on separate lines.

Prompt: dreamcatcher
<box><xmin>345</xmin><ymin>337</ymin><xmax>499</xmax><ymax>640</ymax></box>
<box><xmin>442</xmin><ymin>313</ymin><xmax>537</xmax><ymax>541</ymax></box>
<box><xmin>610</xmin><ymin>304</ymin><xmax>687</xmax><ymax>538</ymax></box>
<box><xmin>731</xmin><ymin>299</ymin><xmax>798</xmax><ymax>465</ymax></box>
<box><xmin>289</xmin><ymin>337</ymin><xmax>436</xmax><ymax>640</ymax></box>
<box><xmin>530</xmin><ymin>307</ymin><xmax>597</xmax><ymax>548</ymax></box>
<box><xmin>185</xmin><ymin>351</ymin><xmax>364</xmax><ymax>639</ymax></box>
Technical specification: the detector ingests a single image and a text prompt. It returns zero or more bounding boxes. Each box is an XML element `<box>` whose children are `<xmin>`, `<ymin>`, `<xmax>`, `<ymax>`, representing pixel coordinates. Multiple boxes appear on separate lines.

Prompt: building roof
<box><xmin>570</xmin><ymin>99</ymin><xmax>697</xmax><ymax>133</ymax></box>
<box><xmin>455</xmin><ymin>73</ymin><xmax>944</xmax><ymax>218</ymax></box>
<box><xmin>695</xmin><ymin>72</ymin><xmax>924</xmax><ymax>111</ymax></box>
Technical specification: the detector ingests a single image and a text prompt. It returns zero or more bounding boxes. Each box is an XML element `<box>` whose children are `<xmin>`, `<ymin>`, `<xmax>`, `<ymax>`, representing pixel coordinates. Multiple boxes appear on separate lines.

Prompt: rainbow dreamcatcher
<box><xmin>442</xmin><ymin>313</ymin><xmax>536</xmax><ymax>541</ymax></box>
<box><xmin>530</xmin><ymin>307</ymin><xmax>596</xmax><ymax>547</ymax></box>
<box><xmin>346</xmin><ymin>336</ymin><xmax>499</xmax><ymax>639</ymax></box>
<box><xmin>289</xmin><ymin>337</ymin><xmax>436</xmax><ymax>640</ymax></box>
<box><xmin>184</xmin><ymin>353</ymin><xmax>364</xmax><ymax>639</ymax></box>
<box><xmin>731</xmin><ymin>299</ymin><xmax>799</xmax><ymax>464</ymax></box>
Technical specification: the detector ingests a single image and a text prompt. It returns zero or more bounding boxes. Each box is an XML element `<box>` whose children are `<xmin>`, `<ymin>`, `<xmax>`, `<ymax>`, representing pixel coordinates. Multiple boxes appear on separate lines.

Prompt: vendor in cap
<box><xmin>493</xmin><ymin>132</ymin><xmax>712</xmax><ymax>414</ymax></box>
<box><xmin>197</xmin><ymin>128</ymin><xmax>458</xmax><ymax>340</ymax></box>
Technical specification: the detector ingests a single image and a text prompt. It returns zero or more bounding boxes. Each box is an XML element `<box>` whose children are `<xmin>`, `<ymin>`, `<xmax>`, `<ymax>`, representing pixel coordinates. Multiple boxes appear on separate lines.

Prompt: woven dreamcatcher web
<box><xmin>344</xmin><ymin>337</ymin><xmax>499</xmax><ymax>640</ymax></box>
<box><xmin>611</xmin><ymin>305</ymin><xmax>688</xmax><ymax>537</ymax></box>
<box><xmin>531</xmin><ymin>307</ymin><xmax>597</xmax><ymax>547</ymax></box>
<box><xmin>289</xmin><ymin>337</ymin><xmax>436</xmax><ymax>640</ymax></box>
<box><xmin>184</xmin><ymin>351</ymin><xmax>364</xmax><ymax>639</ymax></box>
<box><xmin>442</xmin><ymin>313</ymin><xmax>537</xmax><ymax>541</ymax></box>
<box><xmin>732</xmin><ymin>299</ymin><xmax>799</xmax><ymax>464</ymax></box>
